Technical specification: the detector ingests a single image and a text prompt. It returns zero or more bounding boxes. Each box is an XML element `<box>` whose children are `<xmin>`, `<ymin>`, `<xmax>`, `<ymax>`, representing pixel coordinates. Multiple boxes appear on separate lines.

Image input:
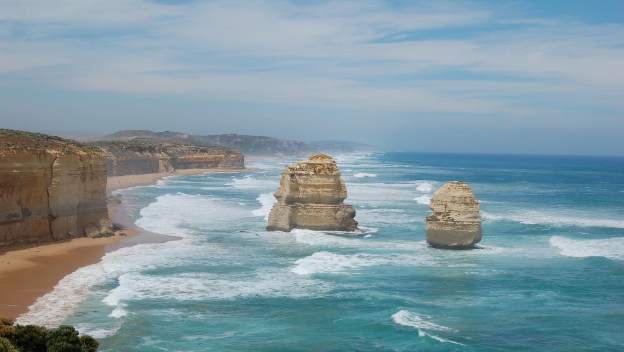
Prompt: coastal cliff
<box><xmin>267</xmin><ymin>154</ymin><xmax>358</xmax><ymax>232</ymax></box>
<box><xmin>426</xmin><ymin>181</ymin><xmax>482</xmax><ymax>249</ymax></box>
<box><xmin>94</xmin><ymin>140</ymin><xmax>244</xmax><ymax>176</ymax></box>
<box><xmin>0</xmin><ymin>130</ymin><xmax>110</xmax><ymax>248</ymax></box>
<box><xmin>96</xmin><ymin>130</ymin><xmax>372</xmax><ymax>156</ymax></box>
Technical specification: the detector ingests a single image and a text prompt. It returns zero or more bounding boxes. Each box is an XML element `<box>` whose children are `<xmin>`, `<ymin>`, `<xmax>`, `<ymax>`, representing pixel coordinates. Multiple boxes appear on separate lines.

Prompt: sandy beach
<box><xmin>0</xmin><ymin>168</ymin><xmax>247</xmax><ymax>320</ymax></box>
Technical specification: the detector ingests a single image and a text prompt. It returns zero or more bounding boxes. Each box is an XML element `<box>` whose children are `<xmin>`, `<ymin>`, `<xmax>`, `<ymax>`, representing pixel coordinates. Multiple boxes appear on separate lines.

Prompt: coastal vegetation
<box><xmin>0</xmin><ymin>318</ymin><xmax>98</xmax><ymax>352</ymax></box>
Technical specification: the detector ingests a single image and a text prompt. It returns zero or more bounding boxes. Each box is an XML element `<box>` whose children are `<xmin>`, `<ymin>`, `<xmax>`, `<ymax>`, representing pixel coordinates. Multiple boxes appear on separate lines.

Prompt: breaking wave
<box><xmin>482</xmin><ymin>210</ymin><xmax>624</xmax><ymax>229</ymax></box>
<box><xmin>550</xmin><ymin>236</ymin><xmax>624</xmax><ymax>261</ymax></box>
<box><xmin>227</xmin><ymin>175</ymin><xmax>278</xmax><ymax>190</ymax></box>
<box><xmin>136</xmin><ymin>193</ymin><xmax>252</xmax><ymax>235</ymax></box>
<box><xmin>353</xmin><ymin>172</ymin><xmax>377</xmax><ymax>178</ymax></box>
<box><xmin>391</xmin><ymin>310</ymin><xmax>463</xmax><ymax>345</ymax></box>
<box><xmin>416</xmin><ymin>182</ymin><xmax>434</xmax><ymax>193</ymax></box>
<box><xmin>414</xmin><ymin>195</ymin><xmax>431</xmax><ymax>206</ymax></box>
<box><xmin>251</xmin><ymin>192</ymin><xmax>276</xmax><ymax>219</ymax></box>
<box><xmin>347</xmin><ymin>181</ymin><xmax>436</xmax><ymax>205</ymax></box>
<box><xmin>291</xmin><ymin>251</ymin><xmax>433</xmax><ymax>275</ymax></box>
<box><xmin>102</xmin><ymin>270</ymin><xmax>330</xmax><ymax>305</ymax></box>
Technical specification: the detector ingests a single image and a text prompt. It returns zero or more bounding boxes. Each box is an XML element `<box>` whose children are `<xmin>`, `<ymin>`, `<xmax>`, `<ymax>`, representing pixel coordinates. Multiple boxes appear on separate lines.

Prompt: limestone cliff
<box><xmin>267</xmin><ymin>154</ymin><xmax>357</xmax><ymax>232</ymax></box>
<box><xmin>426</xmin><ymin>181</ymin><xmax>482</xmax><ymax>249</ymax></box>
<box><xmin>0</xmin><ymin>130</ymin><xmax>111</xmax><ymax>248</ymax></box>
<box><xmin>94</xmin><ymin>140</ymin><xmax>244</xmax><ymax>176</ymax></box>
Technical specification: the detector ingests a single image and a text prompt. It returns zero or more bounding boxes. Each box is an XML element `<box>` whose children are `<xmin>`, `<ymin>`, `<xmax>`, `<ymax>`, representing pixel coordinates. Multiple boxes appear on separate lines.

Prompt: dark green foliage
<box><xmin>0</xmin><ymin>319</ymin><xmax>97</xmax><ymax>352</ymax></box>
<box><xmin>46</xmin><ymin>326</ymin><xmax>81</xmax><ymax>352</ymax></box>
<box><xmin>13</xmin><ymin>325</ymin><xmax>47</xmax><ymax>352</ymax></box>
<box><xmin>78</xmin><ymin>336</ymin><xmax>98</xmax><ymax>352</ymax></box>
<box><xmin>0</xmin><ymin>337</ymin><xmax>19</xmax><ymax>352</ymax></box>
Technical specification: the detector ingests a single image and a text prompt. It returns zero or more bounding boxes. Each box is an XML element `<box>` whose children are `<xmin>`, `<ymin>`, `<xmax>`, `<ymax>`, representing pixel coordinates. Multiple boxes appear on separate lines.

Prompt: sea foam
<box><xmin>291</xmin><ymin>251</ymin><xmax>434</xmax><ymax>275</ymax></box>
<box><xmin>251</xmin><ymin>192</ymin><xmax>276</xmax><ymax>219</ymax></box>
<box><xmin>415</xmin><ymin>182</ymin><xmax>434</xmax><ymax>193</ymax></box>
<box><xmin>347</xmin><ymin>181</ymin><xmax>436</xmax><ymax>205</ymax></box>
<box><xmin>482</xmin><ymin>210</ymin><xmax>624</xmax><ymax>229</ymax></box>
<box><xmin>227</xmin><ymin>175</ymin><xmax>278</xmax><ymax>190</ymax></box>
<box><xmin>102</xmin><ymin>270</ymin><xmax>330</xmax><ymax>304</ymax></box>
<box><xmin>414</xmin><ymin>195</ymin><xmax>431</xmax><ymax>206</ymax></box>
<box><xmin>291</xmin><ymin>251</ymin><xmax>383</xmax><ymax>275</ymax></box>
<box><xmin>136</xmin><ymin>193</ymin><xmax>252</xmax><ymax>235</ymax></box>
<box><xmin>18</xmin><ymin>193</ymin><xmax>245</xmax><ymax>327</ymax></box>
<box><xmin>550</xmin><ymin>236</ymin><xmax>624</xmax><ymax>260</ymax></box>
<box><xmin>353</xmin><ymin>172</ymin><xmax>377</xmax><ymax>178</ymax></box>
<box><xmin>391</xmin><ymin>310</ymin><xmax>463</xmax><ymax>345</ymax></box>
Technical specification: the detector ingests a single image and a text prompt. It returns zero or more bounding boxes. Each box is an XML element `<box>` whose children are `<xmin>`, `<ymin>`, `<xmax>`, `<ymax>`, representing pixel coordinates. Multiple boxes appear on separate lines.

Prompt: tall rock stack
<box><xmin>426</xmin><ymin>181</ymin><xmax>482</xmax><ymax>249</ymax></box>
<box><xmin>267</xmin><ymin>154</ymin><xmax>358</xmax><ymax>232</ymax></box>
<box><xmin>0</xmin><ymin>129</ymin><xmax>111</xmax><ymax>247</ymax></box>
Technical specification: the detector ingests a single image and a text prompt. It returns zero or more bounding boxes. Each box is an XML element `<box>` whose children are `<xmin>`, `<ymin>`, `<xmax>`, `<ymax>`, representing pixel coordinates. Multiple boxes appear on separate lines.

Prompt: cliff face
<box><xmin>267</xmin><ymin>154</ymin><xmax>357</xmax><ymax>232</ymax></box>
<box><xmin>0</xmin><ymin>130</ymin><xmax>110</xmax><ymax>248</ymax></box>
<box><xmin>95</xmin><ymin>140</ymin><xmax>244</xmax><ymax>176</ymax></box>
<box><xmin>426</xmin><ymin>181</ymin><xmax>482</xmax><ymax>249</ymax></box>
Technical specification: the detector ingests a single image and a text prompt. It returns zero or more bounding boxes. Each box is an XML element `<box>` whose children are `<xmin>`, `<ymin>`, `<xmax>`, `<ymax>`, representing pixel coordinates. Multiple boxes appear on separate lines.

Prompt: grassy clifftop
<box><xmin>0</xmin><ymin>129</ymin><xmax>101</xmax><ymax>155</ymax></box>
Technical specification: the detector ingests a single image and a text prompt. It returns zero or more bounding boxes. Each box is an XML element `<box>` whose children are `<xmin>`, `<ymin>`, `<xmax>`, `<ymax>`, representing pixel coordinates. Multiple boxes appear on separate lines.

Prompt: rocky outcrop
<box><xmin>0</xmin><ymin>130</ymin><xmax>111</xmax><ymax>248</ymax></box>
<box><xmin>426</xmin><ymin>181</ymin><xmax>482</xmax><ymax>249</ymax></box>
<box><xmin>94</xmin><ymin>140</ymin><xmax>244</xmax><ymax>176</ymax></box>
<box><xmin>267</xmin><ymin>154</ymin><xmax>357</xmax><ymax>232</ymax></box>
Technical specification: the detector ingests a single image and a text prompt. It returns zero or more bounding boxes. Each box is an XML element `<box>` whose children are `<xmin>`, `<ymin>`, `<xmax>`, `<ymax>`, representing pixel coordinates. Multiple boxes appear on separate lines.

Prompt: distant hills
<box><xmin>93</xmin><ymin>130</ymin><xmax>374</xmax><ymax>156</ymax></box>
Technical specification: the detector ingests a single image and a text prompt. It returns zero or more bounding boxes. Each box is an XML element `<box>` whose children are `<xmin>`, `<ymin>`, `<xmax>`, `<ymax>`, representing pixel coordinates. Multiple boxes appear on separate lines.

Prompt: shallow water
<box><xmin>20</xmin><ymin>152</ymin><xmax>624</xmax><ymax>351</ymax></box>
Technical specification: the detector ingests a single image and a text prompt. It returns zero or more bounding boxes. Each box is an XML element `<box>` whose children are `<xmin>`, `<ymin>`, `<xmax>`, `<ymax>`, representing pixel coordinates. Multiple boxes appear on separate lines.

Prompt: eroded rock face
<box><xmin>0</xmin><ymin>130</ymin><xmax>110</xmax><ymax>247</ymax></box>
<box><xmin>95</xmin><ymin>140</ymin><xmax>244</xmax><ymax>176</ymax></box>
<box><xmin>267</xmin><ymin>154</ymin><xmax>357</xmax><ymax>232</ymax></box>
<box><xmin>426</xmin><ymin>181</ymin><xmax>482</xmax><ymax>249</ymax></box>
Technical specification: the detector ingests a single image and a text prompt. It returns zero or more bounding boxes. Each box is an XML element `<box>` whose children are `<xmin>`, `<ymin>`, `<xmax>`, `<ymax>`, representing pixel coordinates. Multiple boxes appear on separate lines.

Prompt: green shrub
<box><xmin>46</xmin><ymin>326</ymin><xmax>81</xmax><ymax>352</ymax></box>
<box><xmin>0</xmin><ymin>337</ymin><xmax>19</xmax><ymax>352</ymax></box>
<box><xmin>12</xmin><ymin>325</ymin><xmax>47</xmax><ymax>352</ymax></box>
<box><xmin>78</xmin><ymin>336</ymin><xmax>98</xmax><ymax>352</ymax></box>
<box><xmin>0</xmin><ymin>318</ymin><xmax>98</xmax><ymax>352</ymax></box>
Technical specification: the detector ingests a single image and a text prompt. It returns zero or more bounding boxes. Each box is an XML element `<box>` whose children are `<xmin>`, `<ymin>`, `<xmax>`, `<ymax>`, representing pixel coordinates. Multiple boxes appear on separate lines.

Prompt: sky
<box><xmin>0</xmin><ymin>0</ymin><xmax>623</xmax><ymax>155</ymax></box>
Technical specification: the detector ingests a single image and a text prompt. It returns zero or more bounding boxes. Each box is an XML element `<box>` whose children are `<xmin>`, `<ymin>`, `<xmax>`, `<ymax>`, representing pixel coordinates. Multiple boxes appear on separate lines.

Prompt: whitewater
<box><xmin>17</xmin><ymin>152</ymin><xmax>624</xmax><ymax>351</ymax></box>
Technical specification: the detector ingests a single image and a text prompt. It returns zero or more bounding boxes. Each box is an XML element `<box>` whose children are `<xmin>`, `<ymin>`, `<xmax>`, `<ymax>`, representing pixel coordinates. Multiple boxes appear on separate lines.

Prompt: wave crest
<box><xmin>482</xmin><ymin>210</ymin><xmax>624</xmax><ymax>229</ymax></box>
<box><xmin>392</xmin><ymin>310</ymin><xmax>463</xmax><ymax>345</ymax></box>
<box><xmin>550</xmin><ymin>236</ymin><xmax>624</xmax><ymax>260</ymax></box>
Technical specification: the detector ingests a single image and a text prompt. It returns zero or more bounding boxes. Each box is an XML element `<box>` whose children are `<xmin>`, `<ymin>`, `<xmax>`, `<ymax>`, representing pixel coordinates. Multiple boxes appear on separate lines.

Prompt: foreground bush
<box><xmin>0</xmin><ymin>337</ymin><xmax>19</xmax><ymax>352</ymax></box>
<box><xmin>0</xmin><ymin>319</ymin><xmax>98</xmax><ymax>352</ymax></box>
<box><xmin>13</xmin><ymin>325</ymin><xmax>47</xmax><ymax>352</ymax></box>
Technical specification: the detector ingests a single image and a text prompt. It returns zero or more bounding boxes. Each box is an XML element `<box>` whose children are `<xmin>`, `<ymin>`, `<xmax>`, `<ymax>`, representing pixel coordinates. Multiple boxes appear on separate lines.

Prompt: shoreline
<box><xmin>0</xmin><ymin>167</ymin><xmax>248</xmax><ymax>320</ymax></box>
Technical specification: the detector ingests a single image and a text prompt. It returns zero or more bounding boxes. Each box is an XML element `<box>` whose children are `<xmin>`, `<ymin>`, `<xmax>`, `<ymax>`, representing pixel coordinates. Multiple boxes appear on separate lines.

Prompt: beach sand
<box><xmin>0</xmin><ymin>168</ymin><xmax>246</xmax><ymax>320</ymax></box>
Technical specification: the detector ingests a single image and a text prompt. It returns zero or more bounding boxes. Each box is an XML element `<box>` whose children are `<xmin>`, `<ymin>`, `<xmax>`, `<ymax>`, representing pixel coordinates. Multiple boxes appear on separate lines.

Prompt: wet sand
<box><xmin>0</xmin><ymin>168</ymin><xmax>247</xmax><ymax>319</ymax></box>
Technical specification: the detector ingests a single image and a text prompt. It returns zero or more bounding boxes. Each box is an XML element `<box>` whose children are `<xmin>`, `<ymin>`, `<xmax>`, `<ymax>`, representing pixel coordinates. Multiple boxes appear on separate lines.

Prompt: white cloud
<box><xmin>0</xmin><ymin>0</ymin><xmax>622</xmax><ymax>117</ymax></box>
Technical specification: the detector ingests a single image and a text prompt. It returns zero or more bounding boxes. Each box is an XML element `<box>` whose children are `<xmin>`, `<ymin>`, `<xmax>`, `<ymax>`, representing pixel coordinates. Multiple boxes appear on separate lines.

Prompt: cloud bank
<box><xmin>0</xmin><ymin>0</ymin><xmax>622</xmax><ymax>154</ymax></box>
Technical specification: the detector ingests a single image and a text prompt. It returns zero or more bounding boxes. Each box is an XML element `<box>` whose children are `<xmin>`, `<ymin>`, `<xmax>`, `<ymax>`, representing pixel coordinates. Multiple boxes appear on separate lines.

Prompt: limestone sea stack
<box><xmin>0</xmin><ymin>129</ymin><xmax>111</xmax><ymax>247</ymax></box>
<box><xmin>426</xmin><ymin>181</ymin><xmax>482</xmax><ymax>249</ymax></box>
<box><xmin>267</xmin><ymin>154</ymin><xmax>358</xmax><ymax>232</ymax></box>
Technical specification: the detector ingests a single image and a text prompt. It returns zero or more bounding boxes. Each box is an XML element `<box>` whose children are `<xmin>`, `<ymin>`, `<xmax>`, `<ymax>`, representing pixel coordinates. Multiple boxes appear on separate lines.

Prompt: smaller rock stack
<box><xmin>267</xmin><ymin>154</ymin><xmax>358</xmax><ymax>232</ymax></box>
<box><xmin>426</xmin><ymin>181</ymin><xmax>482</xmax><ymax>249</ymax></box>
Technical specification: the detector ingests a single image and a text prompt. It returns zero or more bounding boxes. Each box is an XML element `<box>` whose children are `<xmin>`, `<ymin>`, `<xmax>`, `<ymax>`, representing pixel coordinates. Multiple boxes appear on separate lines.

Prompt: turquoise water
<box><xmin>20</xmin><ymin>153</ymin><xmax>624</xmax><ymax>351</ymax></box>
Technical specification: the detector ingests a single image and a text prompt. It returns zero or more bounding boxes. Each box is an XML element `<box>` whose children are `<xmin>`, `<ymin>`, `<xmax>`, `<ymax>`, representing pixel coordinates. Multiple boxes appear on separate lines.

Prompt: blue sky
<box><xmin>0</xmin><ymin>0</ymin><xmax>623</xmax><ymax>155</ymax></box>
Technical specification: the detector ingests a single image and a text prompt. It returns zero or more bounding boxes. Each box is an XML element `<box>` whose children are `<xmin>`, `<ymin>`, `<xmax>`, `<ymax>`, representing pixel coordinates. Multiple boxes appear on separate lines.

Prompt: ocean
<box><xmin>18</xmin><ymin>152</ymin><xmax>624</xmax><ymax>351</ymax></box>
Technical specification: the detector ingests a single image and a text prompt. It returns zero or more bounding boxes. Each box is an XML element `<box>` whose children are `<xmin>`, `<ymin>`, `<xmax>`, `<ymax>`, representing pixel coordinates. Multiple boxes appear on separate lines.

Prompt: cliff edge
<box><xmin>0</xmin><ymin>129</ymin><xmax>111</xmax><ymax>248</ymax></box>
<box><xmin>92</xmin><ymin>139</ymin><xmax>244</xmax><ymax>176</ymax></box>
<box><xmin>267</xmin><ymin>154</ymin><xmax>358</xmax><ymax>232</ymax></box>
